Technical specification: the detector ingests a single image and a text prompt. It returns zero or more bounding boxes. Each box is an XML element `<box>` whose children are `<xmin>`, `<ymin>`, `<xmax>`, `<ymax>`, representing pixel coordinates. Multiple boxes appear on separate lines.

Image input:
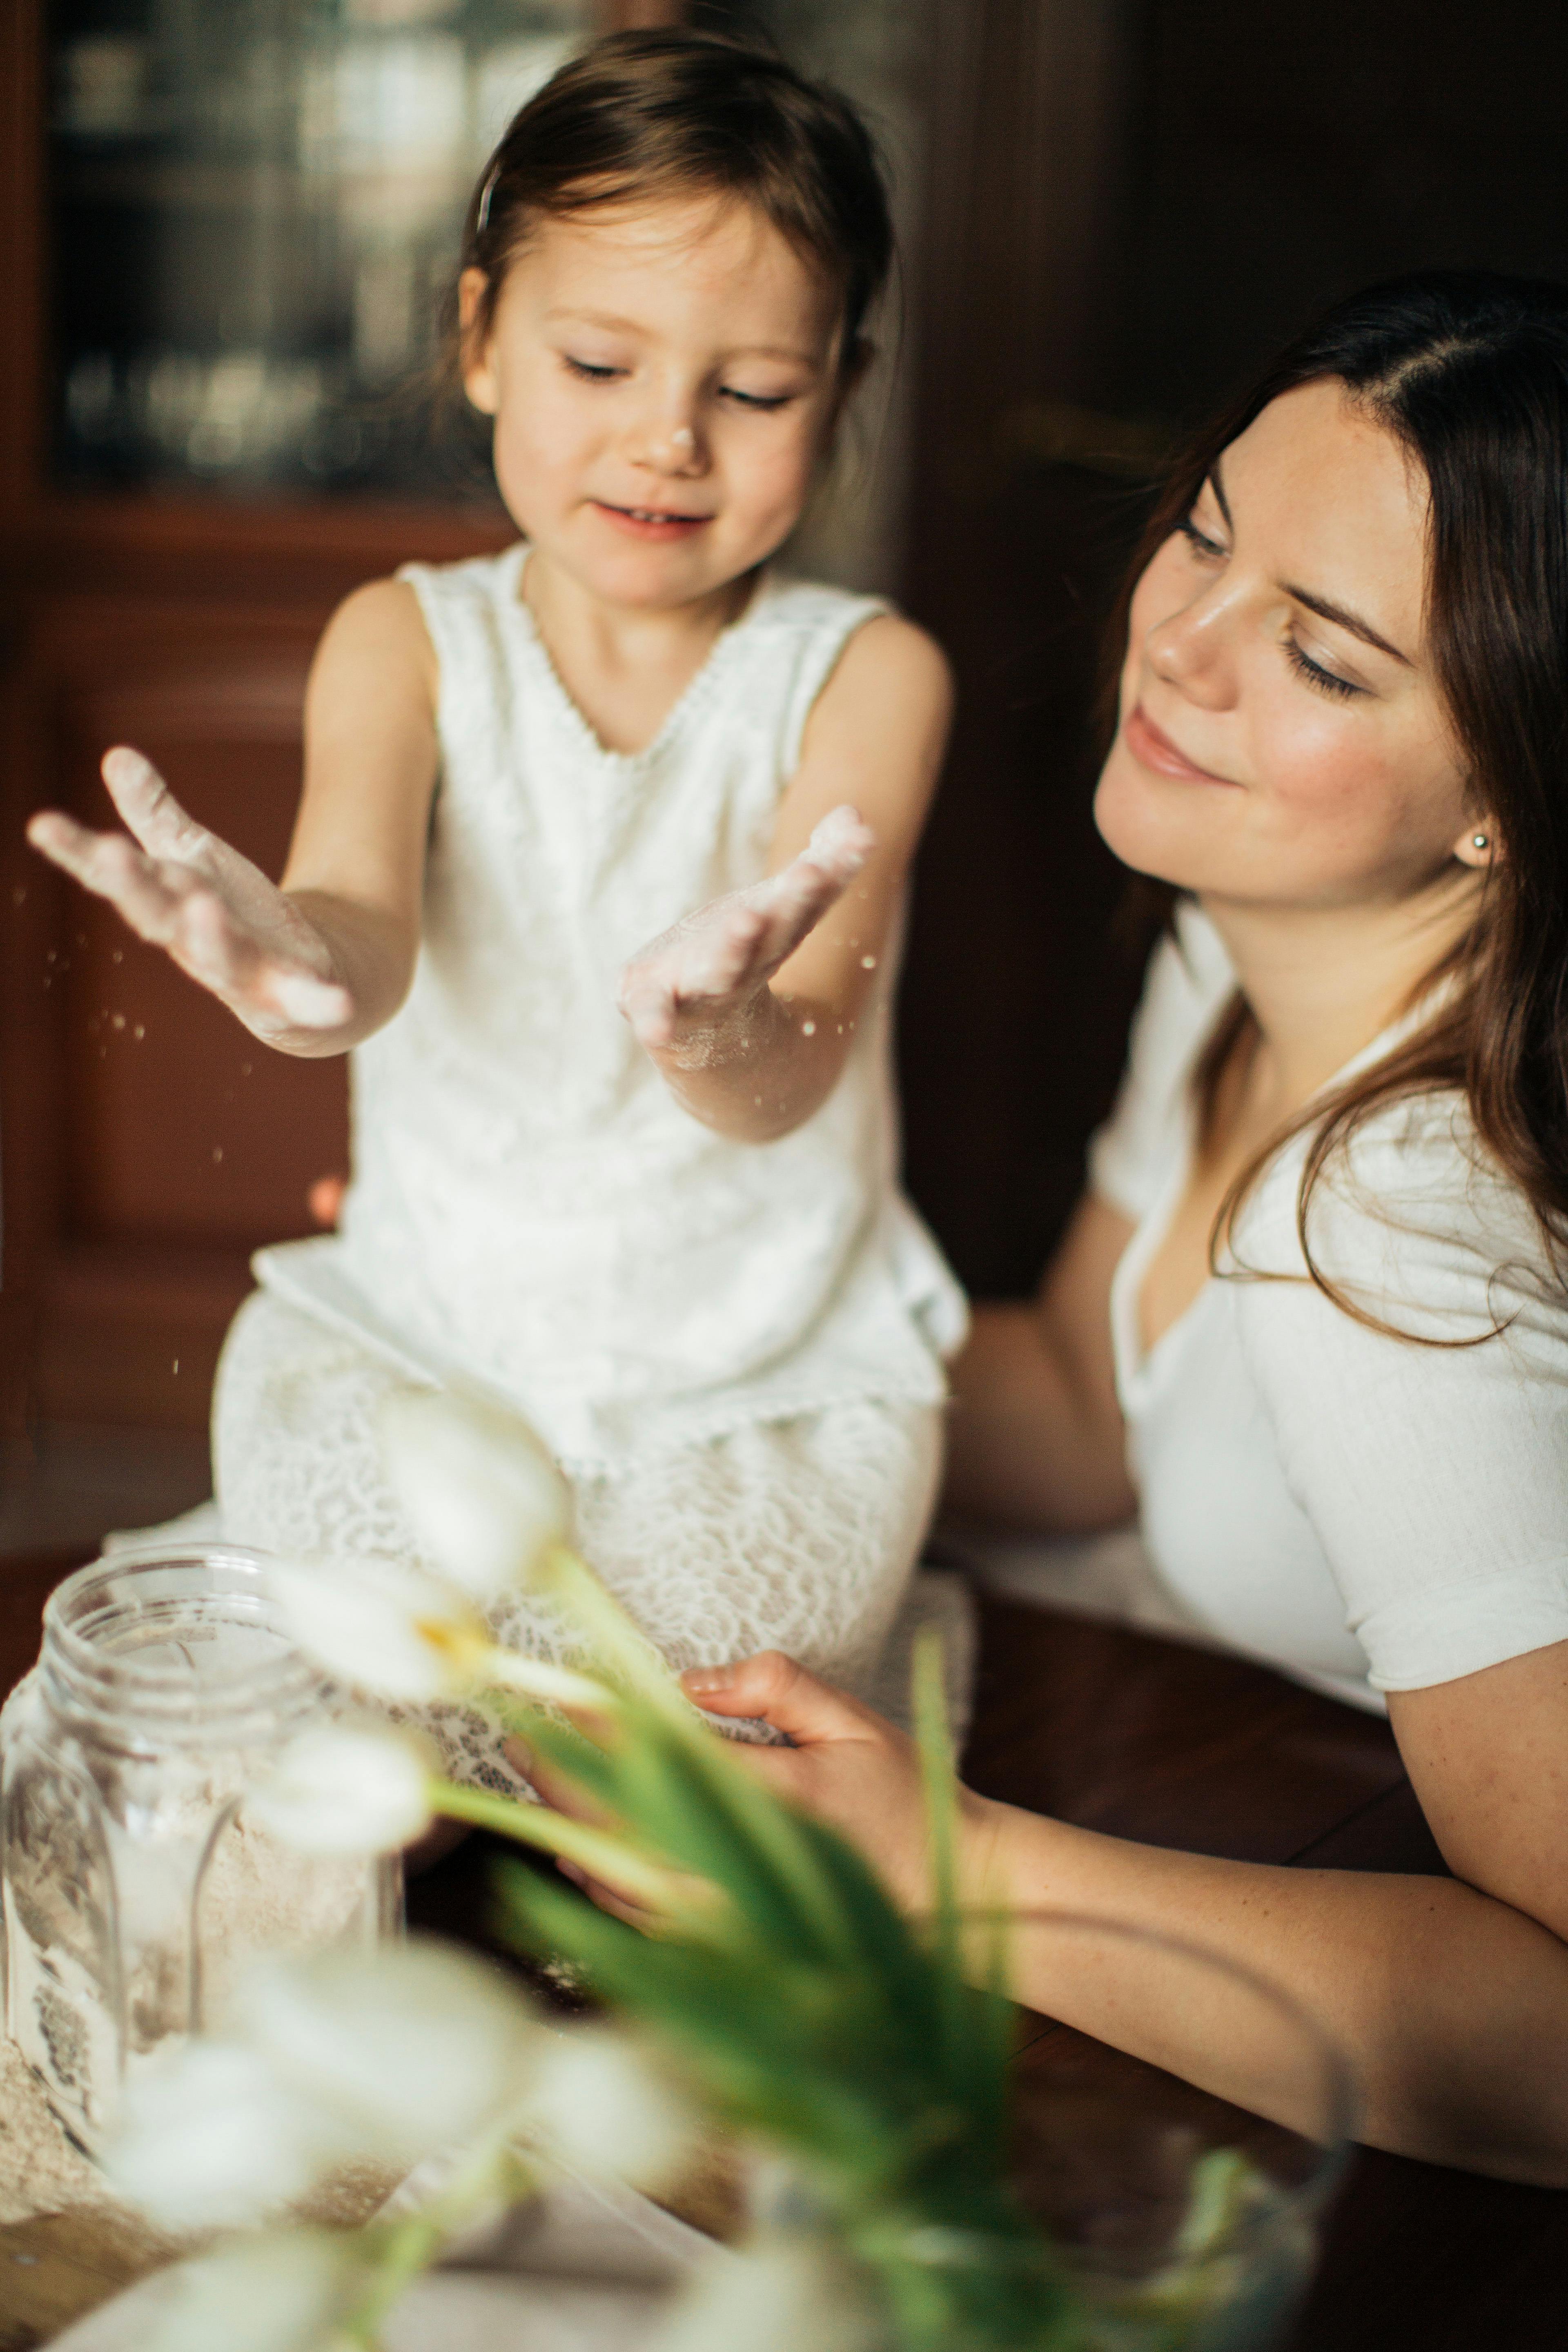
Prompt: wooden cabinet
<box><xmin>0</xmin><ymin>0</ymin><xmax>529</xmax><ymax>1440</ymax></box>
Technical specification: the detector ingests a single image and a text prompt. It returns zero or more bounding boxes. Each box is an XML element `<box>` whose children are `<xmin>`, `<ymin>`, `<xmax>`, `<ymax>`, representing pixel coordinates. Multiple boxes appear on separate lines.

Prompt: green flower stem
<box><xmin>425</xmin><ymin>1775</ymin><xmax>686</xmax><ymax>1912</ymax></box>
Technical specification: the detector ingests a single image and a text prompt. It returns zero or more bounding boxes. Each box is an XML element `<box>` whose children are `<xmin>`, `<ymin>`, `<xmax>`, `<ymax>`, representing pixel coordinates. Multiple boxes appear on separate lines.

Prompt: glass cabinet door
<box><xmin>49</xmin><ymin>0</ymin><xmax>592</xmax><ymax>499</ymax></box>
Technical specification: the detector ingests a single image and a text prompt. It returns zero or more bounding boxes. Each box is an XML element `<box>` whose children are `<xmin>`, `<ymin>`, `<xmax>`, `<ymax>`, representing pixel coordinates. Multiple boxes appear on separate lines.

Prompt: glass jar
<box><xmin>0</xmin><ymin>1544</ymin><xmax>400</xmax><ymax>2154</ymax></box>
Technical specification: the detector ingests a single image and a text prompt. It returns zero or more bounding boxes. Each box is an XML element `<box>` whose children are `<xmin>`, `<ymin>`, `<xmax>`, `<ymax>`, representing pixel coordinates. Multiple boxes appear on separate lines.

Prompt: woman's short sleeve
<box><xmin>1234</xmin><ymin>1108</ymin><xmax>1568</xmax><ymax>1692</ymax></box>
<box><xmin>1086</xmin><ymin>904</ymin><xmax>1236</xmax><ymax>1222</ymax></box>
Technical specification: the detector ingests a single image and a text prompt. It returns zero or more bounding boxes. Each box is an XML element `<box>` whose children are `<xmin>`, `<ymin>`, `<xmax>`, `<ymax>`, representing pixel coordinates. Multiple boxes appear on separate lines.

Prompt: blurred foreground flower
<box><xmin>244</xmin><ymin>1721</ymin><xmax>435</xmax><ymax>1855</ymax></box>
<box><xmin>381</xmin><ymin>1386</ymin><xmax>571</xmax><ymax>1604</ymax></box>
<box><xmin>105</xmin><ymin>1941</ymin><xmax>540</xmax><ymax>2228</ymax></box>
<box><xmin>145</xmin><ymin>2231</ymin><xmax>368</xmax><ymax>2352</ymax></box>
<box><xmin>654</xmin><ymin>2232</ymin><xmax>884</xmax><ymax>2352</ymax></box>
<box><xmin>267</xmin><ymin>1553</ymin><xmax>610</xmax><ymax>1711</ymax></box>
<box><xmin>519</xmin><ymin>2027</ymin><xmax>697</xmax><ymax>2192</ymax></box>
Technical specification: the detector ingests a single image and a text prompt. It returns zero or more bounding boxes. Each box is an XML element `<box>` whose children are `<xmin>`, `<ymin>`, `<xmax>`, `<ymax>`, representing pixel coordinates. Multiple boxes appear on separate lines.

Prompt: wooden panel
<box><xmin>52</xmin><ymin>656</ymin><xmax>348</xmax><ymax>1248</ymax></box>
<box><xmin>898</xmin><ymin>0</ymin><xmax>1146</xmax><ymax>1299</ymax></box>
<box><xmin>1</xmin><ymin>599</ymin><xmax>354</xmax><ymax>1430</ymax></box>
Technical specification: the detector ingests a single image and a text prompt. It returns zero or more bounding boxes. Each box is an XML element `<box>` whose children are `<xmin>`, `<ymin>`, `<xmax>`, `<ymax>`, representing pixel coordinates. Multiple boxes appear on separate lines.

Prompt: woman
<box><xmin>675</xmin><ymin>272</ymin><xmax>1568</xmax><ymax>2185</ymax></box>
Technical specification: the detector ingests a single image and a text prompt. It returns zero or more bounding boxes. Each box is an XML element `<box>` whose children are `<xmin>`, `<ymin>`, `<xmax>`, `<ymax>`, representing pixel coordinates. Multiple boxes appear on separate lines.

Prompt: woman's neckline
<box><xmin>504</xmin><ymin>543</ymin><xmax>773</xmax><ymax>767</ymax></box>
<box><xmin>1121</xmin><ymin>913</ymin><xmax>1455</xmax><ymax>1385</ymax></box>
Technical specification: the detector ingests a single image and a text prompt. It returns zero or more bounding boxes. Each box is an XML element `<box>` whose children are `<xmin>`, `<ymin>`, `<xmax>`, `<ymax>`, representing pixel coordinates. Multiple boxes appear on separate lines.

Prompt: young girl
<box><xmin>27</xmin><ymin>31</ymin><xmax>966</xmax><ymax>1784</ymax></box>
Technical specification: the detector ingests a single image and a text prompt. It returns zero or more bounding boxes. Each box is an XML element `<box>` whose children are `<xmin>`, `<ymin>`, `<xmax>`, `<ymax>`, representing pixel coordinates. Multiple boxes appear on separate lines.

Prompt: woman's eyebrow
<box><xmin>1209</xmin><ymin>458</ymin><xmax>1412</xmax><ymax>667</ymax></box>
<box><xmin>1284</xmin><ymin>585</ymin><xmax>1413</xmax><ymax>667</ymax></box>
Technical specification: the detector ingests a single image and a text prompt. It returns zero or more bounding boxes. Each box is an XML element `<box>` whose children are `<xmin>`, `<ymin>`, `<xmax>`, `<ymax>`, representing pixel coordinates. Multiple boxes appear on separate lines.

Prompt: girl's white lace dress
<box><xmin>212</xmin><ymin>547</ymin><xmax>970</xmax><ymax>1788</ymax></box>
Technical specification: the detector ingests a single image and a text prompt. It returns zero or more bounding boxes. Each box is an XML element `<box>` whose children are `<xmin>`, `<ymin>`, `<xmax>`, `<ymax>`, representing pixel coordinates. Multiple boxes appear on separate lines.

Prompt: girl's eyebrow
<box><xmin>1207</xmin><ymin>459</ymin><xmax>1412</xmax><ymax>668</ymax></box>
<box><xmin>543</xmin><ymin>304</ymin><xmax>822</xmax><ymax>367</ymax></box>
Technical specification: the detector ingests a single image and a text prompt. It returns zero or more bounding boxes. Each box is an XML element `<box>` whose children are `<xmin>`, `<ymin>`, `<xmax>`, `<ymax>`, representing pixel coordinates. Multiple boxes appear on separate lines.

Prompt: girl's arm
<box><xmin>944</xmin><ymin>1195</ymin><xmax>1138</xmax><ymax>1533</ymax></box>
<box><xmin>26</xmin><ymin>580</ymin><xmax>439</xmax><ymax>1058</ymax></box>
<box><xmin>681</xmin><ymin>1643</ymin><xmax>1568</xmax><ymax>2188</ymax></box>
<box><xmin>616</xmin><ymin>613</ymin><xmax>951</xmax><ymax>1141</ymax></box>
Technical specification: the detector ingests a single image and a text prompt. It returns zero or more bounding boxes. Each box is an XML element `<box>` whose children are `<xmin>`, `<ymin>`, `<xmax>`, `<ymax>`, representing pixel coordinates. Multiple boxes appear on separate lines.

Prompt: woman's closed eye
<box><xmin>1177</xmin><ymin>516</ymin><xmax>1228</xmax><ymax>564</ymax></box>
<box><xmin>1283</xmin><ymin>636</ymin><xmax>1366</xmax><ymax>702</ymax></box>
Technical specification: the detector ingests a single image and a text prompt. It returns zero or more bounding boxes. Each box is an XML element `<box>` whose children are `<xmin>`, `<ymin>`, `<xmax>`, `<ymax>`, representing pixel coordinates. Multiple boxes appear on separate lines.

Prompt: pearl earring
<box><xmin>1472</xmin><ymin>833</ymin><xmax>1490</xmax><ymax>852</ymax></box>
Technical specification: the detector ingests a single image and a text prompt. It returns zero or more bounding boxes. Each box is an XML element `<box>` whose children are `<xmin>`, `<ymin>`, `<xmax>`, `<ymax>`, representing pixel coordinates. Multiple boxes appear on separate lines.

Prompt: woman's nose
<box><xmin>1146</xmin><ymin>595</ymin><xmax>1233</xmax><ymax>706</ymax></box>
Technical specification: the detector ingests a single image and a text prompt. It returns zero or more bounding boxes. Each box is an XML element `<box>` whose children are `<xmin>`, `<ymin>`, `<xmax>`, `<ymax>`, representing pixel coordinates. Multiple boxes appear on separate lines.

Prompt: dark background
<box><xmin>4</xmin><ymin>0</ymin><xmax>1568</xmax><ymax>1530</ymax></box>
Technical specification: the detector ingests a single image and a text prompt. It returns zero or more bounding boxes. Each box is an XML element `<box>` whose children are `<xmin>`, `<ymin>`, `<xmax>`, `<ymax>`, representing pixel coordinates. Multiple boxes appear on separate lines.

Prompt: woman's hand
<box><xmin>616</xmin><ymin>805</ymin><xmax>873</xmax><ymax>1061</ymax></box>
<box><xmin>680</xmin><ymin>1652</ymin><xmax>1008</xmax><ymax>1915</ymax></box>
<box><xmin>27</xmin><ymin>746</ymin><xmax>354</xmax><ymax>1046</ymax></box>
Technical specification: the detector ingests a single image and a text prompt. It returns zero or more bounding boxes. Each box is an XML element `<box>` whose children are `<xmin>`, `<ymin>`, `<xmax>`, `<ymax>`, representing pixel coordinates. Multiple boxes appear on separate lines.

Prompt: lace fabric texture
<box><xmin>214</xmin><ymin>1294</ymin><xmax>967</xmax><ymax>1793</ymax></box>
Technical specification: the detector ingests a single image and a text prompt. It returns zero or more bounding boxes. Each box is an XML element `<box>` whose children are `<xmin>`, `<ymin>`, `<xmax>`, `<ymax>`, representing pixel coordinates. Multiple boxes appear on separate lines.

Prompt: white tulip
<box><xmin>243</xmin><ymin>1941</ymin><xmax>541</xmax><ymax>2164</ymax></box>
<box><xmin>109</xmin><ymin>1943</ymin><xmax>546</xmax><ymax>2232</ymax></box>
<box><xmin>268</xmin><ymin>1555</ymin><xmax>612</xmax><ymax>1714</ymax></box>
<box><xmin>145</xmin><ymin>2231</ymin><xmax>367</xmax><ymax>2352</ymax></box>
<box><xmin>655</xmin><ymin>2236</ymin><xmax>883</xmax><ymax>2352</ymax></box>
<box><xmin>244</xmin><ymin>1722</ymin><xmax>436</xmax><ymax>1856</ymax></box>
<box><xmin>381</xmin><ymin>1387</ymin><xmax>571</xmax><ymax>1604</ymax></box>
<box><xmin>268</xmin><ymin>1555</ymin><xmax>486</xmax><ymax>1702</ymax></box>
<box><xmin>519</xmin><ymin>2029</ymin><xmax>697</xmax><ymax>2192</ymax></box>
<box><xmin>102</xmin><ymin>2038</ymin><xmax>336</xmax><ymax>2229</ymax></box>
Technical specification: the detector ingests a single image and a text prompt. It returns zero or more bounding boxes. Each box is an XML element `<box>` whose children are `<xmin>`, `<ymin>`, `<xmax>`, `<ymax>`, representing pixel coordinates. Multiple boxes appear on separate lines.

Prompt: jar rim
<box><xmin>41</xmin><ymin>1544</ymin><xmax>324</xmax><ymax>1735</ymax></box>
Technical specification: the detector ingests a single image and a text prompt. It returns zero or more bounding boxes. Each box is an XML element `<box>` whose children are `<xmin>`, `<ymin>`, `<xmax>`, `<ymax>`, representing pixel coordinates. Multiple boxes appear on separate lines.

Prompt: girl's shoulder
<box><xmin>394</xmin><ymin>542</ymin><xmax>525</xmax><ymax>612</ymax></box>
<box><xmin>748</xmin><ymin>570</ymin><xmax>894</xmax><ymax>638</ymax></box>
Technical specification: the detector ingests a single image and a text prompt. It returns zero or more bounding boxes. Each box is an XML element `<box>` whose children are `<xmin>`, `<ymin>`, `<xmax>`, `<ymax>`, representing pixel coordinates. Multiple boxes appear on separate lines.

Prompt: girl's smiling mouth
<box><xmin>1125</xmin><ymin>702</ymin><xmax>1234</xmax><ymax>784</ymax></box>
<box><xmin>594</xmin><ymin>501</ymin><xmax>713</xmax><ymax>539</ymax></box>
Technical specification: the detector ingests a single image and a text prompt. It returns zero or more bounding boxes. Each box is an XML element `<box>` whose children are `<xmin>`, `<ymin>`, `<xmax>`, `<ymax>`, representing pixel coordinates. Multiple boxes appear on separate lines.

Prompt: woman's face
<box><xmin>1095</xmin><ymin>379</ymin><xmax>1490</xmax><ymax>912</ymax></box>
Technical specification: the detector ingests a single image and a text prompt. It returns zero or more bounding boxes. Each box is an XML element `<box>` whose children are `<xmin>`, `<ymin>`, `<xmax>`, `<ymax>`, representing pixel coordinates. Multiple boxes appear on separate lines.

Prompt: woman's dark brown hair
<box><xmin>452</xmin><ymin>28</ymin><xmax>893</xmax><ymax>387</ymax></box>
<box><xmin>1113</xmin><ymin>270</ymin><xmax>1568</xmax><ymax>1328</ymax></box>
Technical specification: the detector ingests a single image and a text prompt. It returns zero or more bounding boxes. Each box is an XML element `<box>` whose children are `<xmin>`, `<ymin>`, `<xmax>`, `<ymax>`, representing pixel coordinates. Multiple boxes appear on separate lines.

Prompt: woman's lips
<box><xmin>593</xmin><ymin>501</ymin><xmax>710</xmax><ymax>542</ymax></box>
<box><xmin>1124</xmin><ymin>703</ymin><xmax>1232</xmax><ymax>784</ymax></box>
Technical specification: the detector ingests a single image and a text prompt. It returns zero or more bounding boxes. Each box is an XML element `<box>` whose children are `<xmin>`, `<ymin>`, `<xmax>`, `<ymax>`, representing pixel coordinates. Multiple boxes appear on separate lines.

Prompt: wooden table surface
<box><xmin>4</xmin><ymin>1551</ymin><xmax>1566</xmax><ymax>2348</ymax></box>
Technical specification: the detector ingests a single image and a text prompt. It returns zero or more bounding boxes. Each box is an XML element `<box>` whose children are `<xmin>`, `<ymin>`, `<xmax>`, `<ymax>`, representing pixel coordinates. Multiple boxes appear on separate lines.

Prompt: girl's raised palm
<box><xmin>617</xmin><ymin>802</ymin><xmax>873</xmax><ymax>1059</ymax></box>
<box><xmin>27</xmin><ymin>747</ymin><xmax>352</xmax><ymax>1044</ymax></box>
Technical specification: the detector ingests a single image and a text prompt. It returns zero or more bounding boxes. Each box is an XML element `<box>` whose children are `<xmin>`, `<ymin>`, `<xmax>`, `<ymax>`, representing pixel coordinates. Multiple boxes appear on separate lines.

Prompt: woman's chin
<box><xmin>1091</xmin><ymin>766</ymin><xmax>1223</xmax><ymax>895</ymax></box>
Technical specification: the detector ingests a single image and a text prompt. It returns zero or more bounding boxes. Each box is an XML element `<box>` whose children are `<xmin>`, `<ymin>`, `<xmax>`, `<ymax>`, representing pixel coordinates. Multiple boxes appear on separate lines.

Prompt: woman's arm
<box><xmin>26</xmin><ymin>579</ymin><xmax>439</xmax><ymax>1058</ymax></box>
<box><xmin>616</xmin><ymin>614</ymin><xmax>951</xmax><ymax>1142</ymax></box>
<box><xmin>682</xmin><ymin>1644</ymin><xmax>1568</xmax><ymax>2188</ymax></box>
<box><xmin>943</xmin><ymin>1194</ymin><xmax>1138</xmax><ymax>1533</ymax></box>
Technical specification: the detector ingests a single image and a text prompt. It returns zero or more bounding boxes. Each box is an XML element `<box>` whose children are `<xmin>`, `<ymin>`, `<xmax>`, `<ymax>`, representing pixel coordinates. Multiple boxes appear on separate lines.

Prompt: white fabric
<box><xmin>215</xmin><ymin>1299</ymin><xmax>967</xmax><ymax>1796</ymax></box>
<box><xmin>251</xmin><ymin>544</ymin><xmax>965</xmax><ymax>1476</ymax></box>
<box><xmin>1084</xmin><ymin>902</ymin><xmax>1568</xmax><ymax>1713</ymax></box>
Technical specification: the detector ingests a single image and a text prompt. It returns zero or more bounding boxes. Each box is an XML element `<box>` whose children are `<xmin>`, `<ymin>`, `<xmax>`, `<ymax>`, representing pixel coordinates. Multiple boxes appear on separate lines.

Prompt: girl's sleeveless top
<box><xmin>253</xmin><ymin>544</ymin><xmax>967</xmax><ymax>1473</ymax></box>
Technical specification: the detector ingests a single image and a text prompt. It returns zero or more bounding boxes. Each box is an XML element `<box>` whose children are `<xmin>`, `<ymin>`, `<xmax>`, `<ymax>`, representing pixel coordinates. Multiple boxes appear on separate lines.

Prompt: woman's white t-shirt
<box><xmin>1085</xmin><ymin>904</ymin><xmax>1568</xmax><ymax>1714</ymax></box>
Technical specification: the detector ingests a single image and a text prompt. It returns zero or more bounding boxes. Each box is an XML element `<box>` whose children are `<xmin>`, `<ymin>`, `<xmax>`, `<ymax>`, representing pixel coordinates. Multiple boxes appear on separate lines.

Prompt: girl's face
<box><xmin>1095</xmin><ymin>379</ymin><xmax>1492</xmax><ymax>913</ymax></box>
<box><xmin>462</xmin><ymin>195</ymin><xmax>845</xmax><ymax>612</ymax></box>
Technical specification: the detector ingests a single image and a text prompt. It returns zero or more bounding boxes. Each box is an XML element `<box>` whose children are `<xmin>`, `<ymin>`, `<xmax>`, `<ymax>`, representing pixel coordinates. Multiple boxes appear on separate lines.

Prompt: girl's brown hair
<box><xmin>1108</xmin><ymin>270</ymin><xmax>1568</xmax><ymax>1331</ymax></box>
<box><xmin>453</xmin><ymin>28</ymin><xmax>893</xmax><ymax>385</ymax></box>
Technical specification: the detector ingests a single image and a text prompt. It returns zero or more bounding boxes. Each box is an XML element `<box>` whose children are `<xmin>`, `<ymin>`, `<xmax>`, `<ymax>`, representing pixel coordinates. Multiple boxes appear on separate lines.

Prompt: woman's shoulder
<box><xmin>1238</xmin><ymin>1084</ymin><xmax>1568</xmax><ymax>1349</ymax></box>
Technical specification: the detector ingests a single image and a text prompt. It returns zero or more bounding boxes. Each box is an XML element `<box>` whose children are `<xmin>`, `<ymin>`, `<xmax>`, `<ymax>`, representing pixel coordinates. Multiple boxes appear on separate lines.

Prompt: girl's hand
<box><xmin>616</xmin><ymin>804</ymin><xmax>873</xmax><ymax>1061</ymax></box>
<box><xmin>27</xmin><ymin>746</ymin><xmax>353</xmax><ymax>1045</ymax></box>
<box><xmin>679</xmin><ymin>1652</ymin><xmax>1007</xmax><ymax>1916</ymax></box>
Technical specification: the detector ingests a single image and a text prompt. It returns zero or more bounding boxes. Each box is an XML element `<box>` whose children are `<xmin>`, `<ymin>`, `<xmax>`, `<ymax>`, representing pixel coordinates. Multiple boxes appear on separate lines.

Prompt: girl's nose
<box><xmin>635</xmin><ymin>414</ymin><xmax>705</xmax><ymax>476</ymax></box>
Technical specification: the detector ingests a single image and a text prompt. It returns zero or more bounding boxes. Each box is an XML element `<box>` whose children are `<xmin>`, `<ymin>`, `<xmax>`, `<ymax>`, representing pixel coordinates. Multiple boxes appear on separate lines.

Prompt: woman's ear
<box><xmin>459</xmin><ymin>267</ymin><xmax>499</xmax><ymax>416</ymax></box>
<box><xmin>1453</xmin><ymin>816</ymin><xmax>1503</xmax><ymax>869</ymax></box>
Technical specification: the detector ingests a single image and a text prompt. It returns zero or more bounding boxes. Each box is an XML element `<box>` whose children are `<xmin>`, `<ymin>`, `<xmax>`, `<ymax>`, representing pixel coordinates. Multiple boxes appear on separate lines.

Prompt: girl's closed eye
<box><xmin>719</xmin><ymin>384</ymin><xmax>794</xmax><ymax>412</ymax></box>
<box><xmin>564</xmin><ymin>355</ymin><xmax>626</xmax><ymax>384</ymax></box>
